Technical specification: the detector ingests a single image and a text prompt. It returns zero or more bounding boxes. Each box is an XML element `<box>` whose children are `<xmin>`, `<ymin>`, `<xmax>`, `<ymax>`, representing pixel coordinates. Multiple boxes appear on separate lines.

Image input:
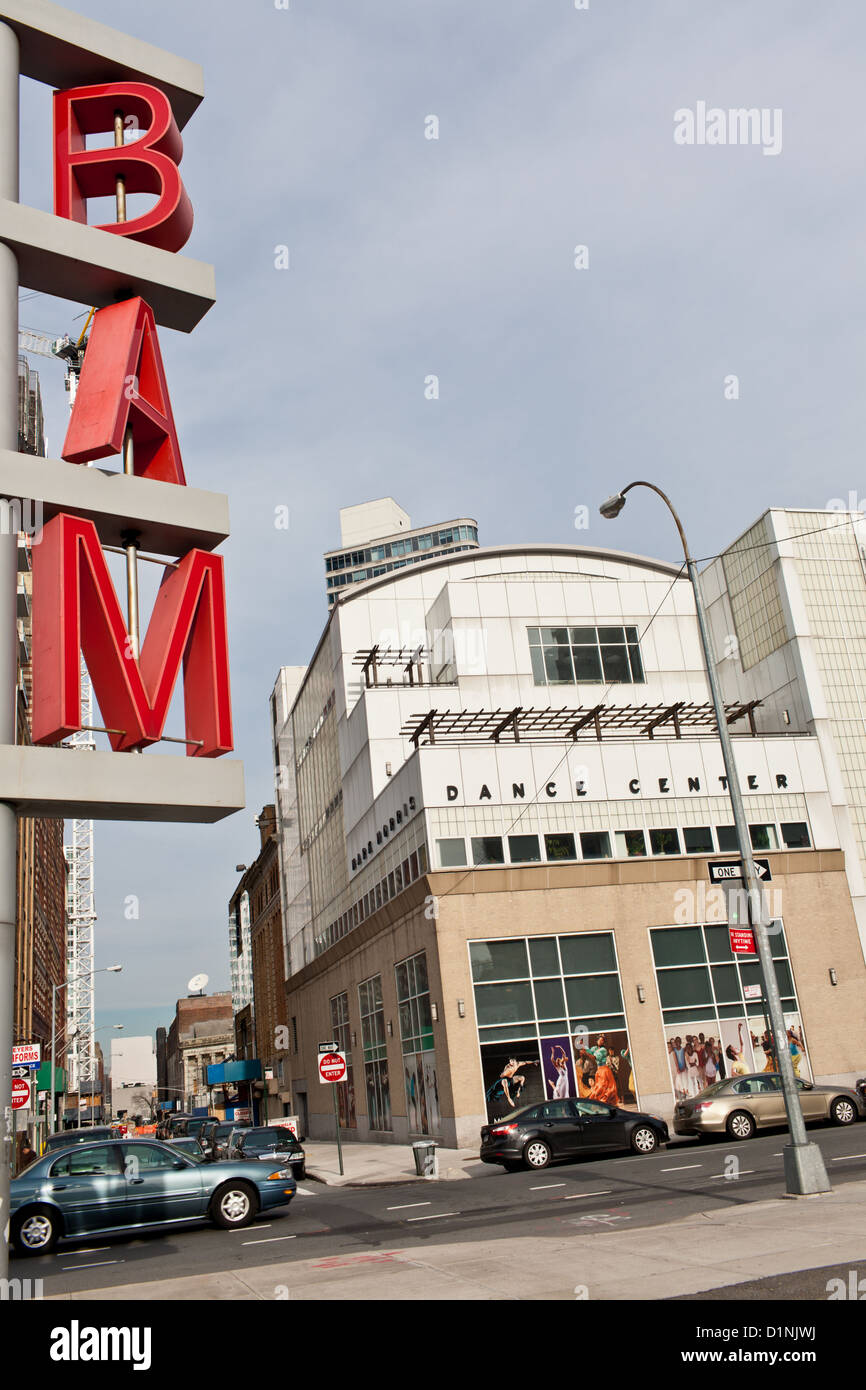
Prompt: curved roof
<box><xmin>338</xmin><ymin>542</ymin><xmax>684</xmax><ymax>604</ymax></box>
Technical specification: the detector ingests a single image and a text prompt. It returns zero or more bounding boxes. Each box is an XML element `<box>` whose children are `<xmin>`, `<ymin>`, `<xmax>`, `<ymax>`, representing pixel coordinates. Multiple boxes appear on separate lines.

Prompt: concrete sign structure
<box><xmin>0</xmin><ymin>0</ymin><xmax>244</xmax><ymax>1279</ymax></box>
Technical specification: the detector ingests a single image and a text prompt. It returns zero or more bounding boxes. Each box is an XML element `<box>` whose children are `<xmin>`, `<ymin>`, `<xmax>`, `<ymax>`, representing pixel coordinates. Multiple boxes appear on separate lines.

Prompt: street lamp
<box><xmin>50</xmin><ymin>964</ymin><xmax>122</xmax><ymax>1133</ymax></box>
<box><xmin>600</xmin><ymin>480</ymin><xmax>831</xmax><ymax>1196</ymax></box>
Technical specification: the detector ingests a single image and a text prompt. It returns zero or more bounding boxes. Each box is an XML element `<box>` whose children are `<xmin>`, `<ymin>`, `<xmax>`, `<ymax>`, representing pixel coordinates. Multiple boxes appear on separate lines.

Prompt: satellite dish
<box><xmin>187</xmin><ymin>973</ymin><xmax>209</xmax><ymax>996</ymax></box>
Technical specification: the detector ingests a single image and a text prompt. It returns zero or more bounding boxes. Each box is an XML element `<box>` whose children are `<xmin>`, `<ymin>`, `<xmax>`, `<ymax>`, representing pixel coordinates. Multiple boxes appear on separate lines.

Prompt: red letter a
<box><xmin>62</xmin><ymin>298</ymin><xmax>186</xmax><ymax>486</ymax></box>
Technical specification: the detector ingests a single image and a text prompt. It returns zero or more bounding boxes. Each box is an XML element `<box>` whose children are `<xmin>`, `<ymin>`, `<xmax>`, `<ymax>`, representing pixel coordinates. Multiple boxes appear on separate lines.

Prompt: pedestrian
<box><xmin>17</xmin><ymin>1134</ymin><xmax>37</xmax><ymax>1172</ymax></box>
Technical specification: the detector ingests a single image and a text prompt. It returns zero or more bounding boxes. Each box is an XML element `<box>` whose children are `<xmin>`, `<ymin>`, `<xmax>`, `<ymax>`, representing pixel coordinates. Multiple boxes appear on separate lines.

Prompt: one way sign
<box><xmin>708</xmin><ymin>859</ymin><xmax>772</xmax><ymax>883</ymax></box>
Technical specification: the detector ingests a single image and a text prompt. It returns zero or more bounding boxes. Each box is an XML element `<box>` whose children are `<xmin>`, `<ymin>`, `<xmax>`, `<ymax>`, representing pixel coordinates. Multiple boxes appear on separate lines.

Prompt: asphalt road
<box><xmin>14</xmin><ymin>1122</ymin><xmax>866</xmax><ymax>1296</ymax></box>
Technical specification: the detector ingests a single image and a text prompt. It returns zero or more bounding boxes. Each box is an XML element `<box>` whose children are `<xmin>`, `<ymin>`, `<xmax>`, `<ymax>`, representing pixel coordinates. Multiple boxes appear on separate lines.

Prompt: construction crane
<box><xmin>18</xmin><ymin>312</ymin><xmax>99</xmax><ymax>1125</ymax></box>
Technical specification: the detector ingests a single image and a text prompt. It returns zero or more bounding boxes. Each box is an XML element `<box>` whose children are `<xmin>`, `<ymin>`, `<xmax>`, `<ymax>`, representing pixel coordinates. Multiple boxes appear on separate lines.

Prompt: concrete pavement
<box><xmin>47</xmin><ymin>1175</ymin><xmax>866</xmax><ymax>1302</ymax></box>
<box><xmin>303</xmin><ymin>1138</ymin><xmax>486</xmax><ymax>1186</ymax></box>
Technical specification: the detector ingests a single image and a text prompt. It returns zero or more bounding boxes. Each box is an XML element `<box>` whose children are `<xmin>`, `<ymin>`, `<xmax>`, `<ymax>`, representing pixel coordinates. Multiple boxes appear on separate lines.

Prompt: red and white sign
<box><xmin>276</xmin><ymin>1116</ymin><xmax>300</xmax><ymax>1139</ymax></box>
<box><xmin>12</xmin><ymin>1044</ymin><xmax>41</xmax><ymax>1066</ymax></box>
<box><xmin>318</xmin><ymin>1051</ymin><xmax>347</xmax><ymax>1085</ymax></box>
<box><xmin>11</xmin><ymin>1078</ymin><xmax>31</xmax><ymax>1110</ymax></box>
<box><xmin>730</xmin><ymin>926</ymin><xmax>757</xmax><ymax>955</ymax></box>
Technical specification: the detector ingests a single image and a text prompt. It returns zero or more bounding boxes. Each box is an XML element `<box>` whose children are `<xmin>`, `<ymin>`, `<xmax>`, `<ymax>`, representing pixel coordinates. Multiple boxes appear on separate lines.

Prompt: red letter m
<box><xmin>32</xmin><ymin>514</ymin><xmax>233</xmax><ymax>757</ymax></box>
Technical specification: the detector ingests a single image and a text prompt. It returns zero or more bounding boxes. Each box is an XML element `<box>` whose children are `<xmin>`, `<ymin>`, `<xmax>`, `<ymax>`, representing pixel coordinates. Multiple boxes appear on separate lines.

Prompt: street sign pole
<box><xmin>332</xmin><ymin>1082</ymin><xmax>343</xmax><ymax>1177</ymax></box>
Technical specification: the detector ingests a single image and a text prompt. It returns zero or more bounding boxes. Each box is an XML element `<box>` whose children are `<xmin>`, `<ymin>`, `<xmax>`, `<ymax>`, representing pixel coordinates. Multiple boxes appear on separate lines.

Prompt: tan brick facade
<box><xmin>282</xmin><ymin>851</ymin><xmax>866</xmax><ymax>1148</ymax></box>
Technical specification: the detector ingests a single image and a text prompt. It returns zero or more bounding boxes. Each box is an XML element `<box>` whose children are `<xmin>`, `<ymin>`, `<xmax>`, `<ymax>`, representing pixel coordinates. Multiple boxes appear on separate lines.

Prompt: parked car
<box><xmin>165</xmin><ymin>1135</ymin><xmax>208</xmax><ymax>1160</ymax></box>
<box><xmin>480</xmin><ymin>1097</ymin><xmax>669</xmax><ymax>1171</ymax></box>
<box><xmin>673</xmin><ymin>1073</ymin><xmax>865</xmax><ymax>1140</ymax></box>
<box><xmin>200</xmin><ymin>1120</ymin><xmax>237</xmax><ymax>1159</ymax></box>
<box><xmin>10</xmin><ymin>1137</ymin><xmax>297</xmax><ymax>1256</ymax></box>
<box><xmin>227</xmin><ymin>1125</ymin><xmax>307</xmax><ymax>1180</ymax></box>
<box><xmin>42</xmin><ymin>1126</ymin><xmax>117</xmax><ymax>1156</ymax></box>
<box><xmin>156</xmin><ymin>1113</ymin><xmax>194</xmax><ymax>1141</ymax></box>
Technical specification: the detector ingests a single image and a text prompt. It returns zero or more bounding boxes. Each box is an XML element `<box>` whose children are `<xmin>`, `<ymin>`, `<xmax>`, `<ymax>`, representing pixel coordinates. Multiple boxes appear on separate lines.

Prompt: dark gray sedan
<box><xmin>10</xmin><ymin>1137</ymin><xmax>296</xmax><ymax>1256</ymax></box>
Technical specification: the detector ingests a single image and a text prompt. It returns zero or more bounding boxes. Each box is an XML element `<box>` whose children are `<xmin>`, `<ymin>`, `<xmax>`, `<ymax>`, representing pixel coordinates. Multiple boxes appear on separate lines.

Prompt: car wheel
<box><xmin>523</xmin><ymin>1139</ymin><xmax>552</xmax><ymax>1170</ymax></box>
<box><xmin>209</xmin><ymin>1182</ymin><xmax>259</xmax><ymax>1230</ymax></box>
<box><xmin>726</xmin><ymin>1110</ymin><xmax>756</xmax><ymax>1141</ymax></box>
<box><xmin>295</xmin><ymin>1164</ymin><xmax>306</xmax><ymax>1181</ymax></box>
<box><xmin>830</xmin><ymin>1097</ymin><xmax>857</xmax><ymax>1126</ymax></box>
<box><xmin>12</xmin><ymin>1207</ymin><xmax>60</xmax><ymax>1256</ymax></box>
<box><xmin>630</xmin><ymin>1125</ymin><xmax>659</xmax><ymax>1154</ymax></box>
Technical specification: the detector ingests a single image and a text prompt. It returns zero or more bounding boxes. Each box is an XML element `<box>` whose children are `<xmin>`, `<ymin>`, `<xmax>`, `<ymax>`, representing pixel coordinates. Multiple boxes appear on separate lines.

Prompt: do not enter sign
<box><xmin>318</xmin><ymin>1051</ymin><xmax>347</xmax><ymax>1084</ymax></box>
<box><xmin>11</xmin><ymin>1078</ymin><xmax>31</xmax><ymax>1109</ymax></box>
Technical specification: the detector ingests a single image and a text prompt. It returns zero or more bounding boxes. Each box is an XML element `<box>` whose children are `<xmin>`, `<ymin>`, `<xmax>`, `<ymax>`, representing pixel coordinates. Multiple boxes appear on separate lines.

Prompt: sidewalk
<box><xmin>303</xmin><ymin>1138</ymin><xmax>487</xmax><ymax>1185</ymax></box>
<box><xmin>50</xmin><ymin>1178</ymin><xmax>866</xmax><ymax>1301</ymax></box>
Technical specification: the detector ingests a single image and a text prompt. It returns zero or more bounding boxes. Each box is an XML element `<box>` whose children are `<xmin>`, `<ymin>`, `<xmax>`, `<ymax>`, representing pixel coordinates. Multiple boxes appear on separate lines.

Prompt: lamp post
<box><xmin>50</xmin><ymin>965</ymin><xmax>122</xmax><ymax>1133</ymax></box>
<box><xmin>599</xmin><ymin>481</ymin><xmax>831</xmax><ymax>1196</ymax></box>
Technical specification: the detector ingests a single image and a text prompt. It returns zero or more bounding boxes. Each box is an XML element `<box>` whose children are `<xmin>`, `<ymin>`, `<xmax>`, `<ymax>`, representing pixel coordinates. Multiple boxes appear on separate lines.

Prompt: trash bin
<box><xmin>412</xmin><ymin>1139</ymin><xmax>438</xmax><ymax>1177</ymax></box>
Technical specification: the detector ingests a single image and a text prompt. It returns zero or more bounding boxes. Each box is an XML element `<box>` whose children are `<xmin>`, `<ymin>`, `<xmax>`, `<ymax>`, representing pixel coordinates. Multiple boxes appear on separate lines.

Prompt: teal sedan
<box><xmin>11</xmin><ymin>1138</ymin><xmax>296</xmax><ymax>1256</ymax></box>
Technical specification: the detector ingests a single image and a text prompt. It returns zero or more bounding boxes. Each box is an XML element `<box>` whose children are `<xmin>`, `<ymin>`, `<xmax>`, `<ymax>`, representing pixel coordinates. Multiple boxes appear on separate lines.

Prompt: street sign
<box><xmin>729</xmin><ymin>926</ymin><xmax>757</xmax><ymax>955</ymax></box>
<box><xmin>708</xmin><ymin>859</ymin><xmax>771</xmax><ymax>883</ymax></box>
<box><xmin>12</xmin><ymin>1043</ymin><xmax>41</xmax><ymax>1067</ymax></box>
<box><xmin>11</xmin><ymin>1078</ymin><xmax>31</xmax><ymax>1110</ymax></box>
<box><xmin>11</xmin><ymin>1065</ymin><xmax>30</xmax><ymax>1079</ymax></box>
<box><xmin>318</xmin><ymin>1051</ymin><xmax>347</xmax><ymax>1084</ymax></box>
<box><xmin>318</xmin><ymin>1041</ymin><xmax>338</xmax><ymax>1054</ymax></box>
<box><xmin>744</xmin><ymin>983</ymin><xmax>763</xmax><ymax>1000</ymax></box>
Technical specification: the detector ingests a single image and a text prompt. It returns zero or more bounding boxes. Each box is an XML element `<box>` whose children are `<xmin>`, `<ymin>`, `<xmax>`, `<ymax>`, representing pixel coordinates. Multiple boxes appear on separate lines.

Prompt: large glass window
<box><xmin>528</xmin><ymin>625</ymin><xmax>644</xmax><ymax>687</ymax></box>
<box><xmin>471</xmin><ymin>931</ymin><xmax>636</xmax><ymax>1122</ymax></box>
<box><xmin>472</xmin><ymin>836</ymin><xmax>505</xmax><ymax>866</ymax></box>
<box><xmin>650</xmin><ymin>922</ymin><xmax>811</xmax><ymax>1102</ymax></box>
<box><xmin>544</xmin><ymin>832</ymin><xmax>576</xmax><ymax>861</ymax></box>
<box><xmin>358</xmin><ymin>975</ymin><xmax>391</xmax><ymax>1132</ymax></box>
<box><xmin>395</xmin><ymin>951</ymin><xmax>439</xmax><ymax>1136</ymax></box>
<box><xmin>437</xmin><ymin>838</ymin><xmax>467</xmax><ymax>867</ymax></box>
<box><xmin>330</xmin><ymin>992</ymin><xmax>356</xmax><ymax>1129</ymax></box>
<box><xmin>509</xmin><ymin>834</ymin><xmax>541</xmax><ymax>863</ymax></box>
<box><xmin>781</xmin><ymin>822</ymin><xmax>810</xmax><ymax>849</ymax></box>
<box><xmin>683</xmin><ymin>826</ymin><xmax>714</xmax><ymax>853</ymax></box>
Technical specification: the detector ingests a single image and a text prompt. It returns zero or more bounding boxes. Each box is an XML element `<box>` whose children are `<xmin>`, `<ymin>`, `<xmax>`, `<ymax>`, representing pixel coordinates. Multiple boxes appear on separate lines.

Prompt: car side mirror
<box><xmin>173</xmin><ymin>1159</ymin><xmax>186</xmax><ymax>1169</ymax></box>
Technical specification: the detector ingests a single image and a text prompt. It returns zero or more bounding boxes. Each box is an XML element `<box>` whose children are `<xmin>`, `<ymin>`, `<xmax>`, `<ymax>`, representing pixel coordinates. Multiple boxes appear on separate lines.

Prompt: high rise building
<box><xmin>13</xmin><ymin>356</ymin><xmax>67</xmax><ymax>1103</ymax></box>
<box><xmin>324</xmin><ymin>497</ymin><xmax>479</xmax><ymax>608</ymax></box>
<box><xmin>702</xmin><ymin>507</ymin><xmax>866</xmax><ymax>955</ymax></box>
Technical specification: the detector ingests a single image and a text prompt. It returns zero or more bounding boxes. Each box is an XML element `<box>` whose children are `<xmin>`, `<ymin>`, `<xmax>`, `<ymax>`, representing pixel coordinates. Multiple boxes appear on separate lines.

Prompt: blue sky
<box><xmin>17</xmin><ymin>0</ymin><xmax>866</xmax><ymax>1043</ymax></box>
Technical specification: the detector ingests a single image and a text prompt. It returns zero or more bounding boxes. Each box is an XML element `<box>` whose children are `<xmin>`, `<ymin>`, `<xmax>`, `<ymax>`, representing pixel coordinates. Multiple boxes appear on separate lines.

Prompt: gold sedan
<box><xmin>673</xmin><ymin>1073</ymin><xmax>864</xmax><ymax>1140</ymax></box>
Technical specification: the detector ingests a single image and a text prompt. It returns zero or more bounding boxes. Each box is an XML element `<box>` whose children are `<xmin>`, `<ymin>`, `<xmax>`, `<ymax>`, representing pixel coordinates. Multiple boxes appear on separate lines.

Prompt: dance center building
<box><xmin>272</xmin><ymin>534</ymin><xmax>866</xmax><ymax>1147</ymax></box>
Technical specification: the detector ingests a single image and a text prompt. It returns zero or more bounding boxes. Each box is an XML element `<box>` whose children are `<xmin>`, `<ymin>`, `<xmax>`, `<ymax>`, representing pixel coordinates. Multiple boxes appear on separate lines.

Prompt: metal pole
<box><xmin>50</xmin><ymin>985</ymin><xmax>57</xmax><ymax>1134</ymax></box>
<box><xmin>603</xmin><ymin>482</ymin><xmax>830</xmax><ymax>1195</ymax></box>
<box><xmin>0</xmin><ymin>18</ymin><xmax>19</xmax><ymax>1285</ymax></box>
<box><xmin>332</xmin><ymin>1082</ymin><xmax>343</xmax><ymax>1176</ymax></box>
<box><xmin>687</xmin><ymin>553</ymin><xmax>830</xmax><ymax>1194</ymax></box>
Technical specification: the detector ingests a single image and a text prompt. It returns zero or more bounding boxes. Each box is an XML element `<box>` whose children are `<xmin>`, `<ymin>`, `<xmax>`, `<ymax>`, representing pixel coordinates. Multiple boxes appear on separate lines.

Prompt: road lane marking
<box><xmin>61</xmin><ymin>1259</ymin><xmax>121</xmax><ymax>1270</ymax></box>
<box><xmin>709</xmin><ymin>1170</ymin><xmax>755</xmax><ymax>1178</ymax></box>
<box><xmin>64</xmin><ymin>1247</ymin><xmax>111</xmax><ymax>1254</ymax></box>
<box><xmin>661</xmin><ymin>1164</ymin><xmax>702</xmax><ymax>1171</ymax></box>
<box><xmin>406</xmin><ymin>1212</ymin><xmax>460</xmax><ymax>1222</ymax></box>
<box><xmin>832</xmin><ymin>1153</ymin><xmax>866</xmax><ymax>1161</ymax></box>
<box><xmin>563</xmin><ymin>1190</ymin><xmax>612</xmax><ymax>1200</ymax></box>
<box><xmin>531</xmin><ymin>1182</ymin><xmax>566</xmax><ymax>1190</ymax></box>
<box><xmin>231</xmin><ymin>1224</ymin><xmax>271</xmax><ymax>1232</ymax></box>
<box><xmin>387</xmin><ymin>1201</ymin><xmax>431</xmax><ymax>1210</ymax></box>
<box><xmin>294</xmin><ymin>1187</ymin><xmax>316</xmax><ymax>1196</ymax></box>
<box><xmin>242</xmin><ymin>1235</ymin><xmax>297</xmax><ymax>1246</ymax></box>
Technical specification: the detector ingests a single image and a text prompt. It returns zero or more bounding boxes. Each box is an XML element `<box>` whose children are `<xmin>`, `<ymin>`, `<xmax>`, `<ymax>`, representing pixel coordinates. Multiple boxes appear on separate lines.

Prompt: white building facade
<box><xmin>274</xmin><ymin>542</ymin><xmax>866</xmax><ymax>1147</ymax></box>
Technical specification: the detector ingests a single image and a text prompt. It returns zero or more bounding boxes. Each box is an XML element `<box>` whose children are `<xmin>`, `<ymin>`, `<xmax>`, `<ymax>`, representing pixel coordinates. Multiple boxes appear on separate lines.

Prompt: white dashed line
<box><xmin>61</xmin><ymin>1259</ymin><xmax>121</xmax><ymax>1270</ymax></box>
<box><xmin>563</xmin><ymin>1190</ymin><xmax>612</xmax><ymax>1200</ymax></box>
<box><xmin>531</xmin><ymin>1182</ymin><xmax>566</xmax><ymax>1190</ymax></box>
<box><xmin>231</xmin><ymin>1224</ymin><xmax>271</xmax><ymax>1232</ymax></box>
<box><xmin>832</xmin><ymin>1153</ymin><xmax>866</xmax><ymax>1161</ymax></box>
<box><xmin>406</xmin><ymin>1212</ymin><xmax>460</xmax><ymax>1222</ymax></box>
<box><xmin>242</xmin><ymin>1235</ymin><xmax>297</xmax><ymax>1246</ymax></box>
<box><xmin>64</xmin><ymin>1247</ymin><xmax>111</xmax><ymax>1254</ymax></box>
<box><xmin>387</xmin><ymin>1201</ymin><xmax>431</xmax><ymax>1210</ymax></box>
<box><xmin>661</xmin><ymin>1164</ymin><xmax>703</xmax><ymax>1171</ymax></box>
<box><xmin>709</xmin><ymin>1170</ymin><xmax>755</xmax><ymax>1179</ymax></box>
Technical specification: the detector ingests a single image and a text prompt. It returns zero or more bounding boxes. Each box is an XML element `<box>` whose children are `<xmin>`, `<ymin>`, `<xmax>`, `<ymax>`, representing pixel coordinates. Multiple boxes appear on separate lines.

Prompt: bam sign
<box><xmin>0</xmin><ymin>2</ymin><xmax>244</xmax><ymax>821</ymax></box>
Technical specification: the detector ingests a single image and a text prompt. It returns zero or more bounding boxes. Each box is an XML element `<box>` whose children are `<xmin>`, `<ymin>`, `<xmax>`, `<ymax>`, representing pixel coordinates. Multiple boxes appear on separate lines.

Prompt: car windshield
<box><xmin>244</xmin><ymin>1129</ymin><xmax>296</xmax><ymax>1150</ymax></box>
